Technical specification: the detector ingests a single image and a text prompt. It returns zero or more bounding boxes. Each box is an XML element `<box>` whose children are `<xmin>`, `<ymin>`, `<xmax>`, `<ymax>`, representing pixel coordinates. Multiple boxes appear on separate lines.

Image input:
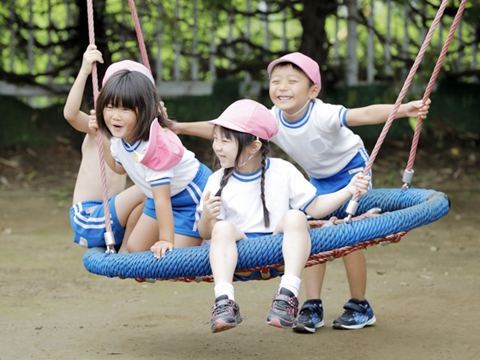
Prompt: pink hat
<box><xmin>208</xmin><ymin>99</ymin><xmax>278</xmax><ymax>141</ymax></box>
<box><xmin>102</xmin><ymin>60</ymin><xmax>155</xmax><ymax>87</ymax></box>
<box><xmin>134</xmin><ymin>119</ymin><xmax>184</xmax><ymax>171</ymax></box>
<box><xmin>267</xmin><ymin>52</ymin><xmax>321</xmax><ymax>90</ymax></box>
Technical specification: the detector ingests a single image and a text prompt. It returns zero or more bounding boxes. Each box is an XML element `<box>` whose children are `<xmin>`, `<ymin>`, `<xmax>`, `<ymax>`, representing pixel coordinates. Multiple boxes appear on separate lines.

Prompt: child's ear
<box><xmin>250</xmin><ymin>140</ymin><xmax>263</xmax><ymax>154</ymax></box>
<box><xmin>309</xmin><ymin>84</ymin><xmax>320</xmax><ymax>99</ymax></box>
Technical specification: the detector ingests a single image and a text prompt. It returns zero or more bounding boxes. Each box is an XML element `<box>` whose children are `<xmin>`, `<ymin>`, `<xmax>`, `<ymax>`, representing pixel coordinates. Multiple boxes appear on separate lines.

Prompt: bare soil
<box><xmin>1</xmin><ymin>137</ymin><xmax>479</xmax><ymax>359</ymax></box>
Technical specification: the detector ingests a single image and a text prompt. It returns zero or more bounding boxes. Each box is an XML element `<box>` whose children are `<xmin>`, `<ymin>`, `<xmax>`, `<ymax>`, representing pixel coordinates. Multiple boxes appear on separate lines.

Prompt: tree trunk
<box><xmin>298</xmin><ymin>0</ymin><xmax>337</xmax><ymax>90</ymax></box>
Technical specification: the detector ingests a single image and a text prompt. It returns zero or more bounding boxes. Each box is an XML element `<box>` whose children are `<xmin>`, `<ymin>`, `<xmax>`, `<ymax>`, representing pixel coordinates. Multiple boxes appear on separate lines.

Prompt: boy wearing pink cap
<box><xmin>199</xmin><ymin>99</ymin><xmax>370</xmax><ymax>333</ymax></box>
<box><xmin>267</xmin><ymin>52</ymin><xmax>430</xmax><ymax>332</ymax></box>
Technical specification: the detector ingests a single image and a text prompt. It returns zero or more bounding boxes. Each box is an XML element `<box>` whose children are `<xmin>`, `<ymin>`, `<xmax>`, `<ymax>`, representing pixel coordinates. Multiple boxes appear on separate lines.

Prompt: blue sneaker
<box><xmin>293</xmin><ymin>300</ymin><xmax>324</xmax><ymax>333</ymax></box>
<box><xmin>332</xmin><ymin>298</ymin><xmax>376</xmax><ymax>329</ymax></box>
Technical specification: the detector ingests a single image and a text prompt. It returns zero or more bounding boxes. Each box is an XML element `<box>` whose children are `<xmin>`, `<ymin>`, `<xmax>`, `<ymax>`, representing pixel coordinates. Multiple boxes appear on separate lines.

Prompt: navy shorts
<box><xmin>69</xmin><ymin>195</ymin><xmax>125</xmax><ymax>248</ymax></box>
<box><xmin>143</xmin><ymin>162</ymin><xmax>212</xmax><ymax>238</ymax></box>
<box><xmin>310</xmin><ymin>149</ymin><xmax>372</xmax><ymax>195</ymax></box>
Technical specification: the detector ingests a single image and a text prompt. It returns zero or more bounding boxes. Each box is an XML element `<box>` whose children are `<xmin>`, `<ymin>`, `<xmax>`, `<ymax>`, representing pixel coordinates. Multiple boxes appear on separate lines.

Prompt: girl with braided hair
<box><xmin>197</xmin><ymin>100</ymin><xmax>370</xmax><ymax>333</ymax></box>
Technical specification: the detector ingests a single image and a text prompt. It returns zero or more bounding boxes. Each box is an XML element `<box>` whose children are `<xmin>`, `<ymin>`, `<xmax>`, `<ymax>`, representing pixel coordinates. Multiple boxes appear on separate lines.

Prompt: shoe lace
<box><xmin>213</xmin><ymin>301</ymin><xmax>234</xmax><ymax>318</ymax></box>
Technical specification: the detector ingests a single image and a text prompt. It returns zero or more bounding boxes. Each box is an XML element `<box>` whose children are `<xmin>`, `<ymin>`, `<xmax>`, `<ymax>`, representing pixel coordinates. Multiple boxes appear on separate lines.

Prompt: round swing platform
<box><xmin>83</xmin><ymin>188</ymin><xmax>450</xmax><ymax>282</ymax></box>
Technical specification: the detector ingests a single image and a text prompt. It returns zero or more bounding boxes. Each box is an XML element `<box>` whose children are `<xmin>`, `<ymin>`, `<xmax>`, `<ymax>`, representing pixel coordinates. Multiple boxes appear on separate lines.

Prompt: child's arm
<box><xmin>197</xmin><ymin>191</ymin><xmax>221</xmax><ymax>240</ymax></box>
<box><xmin>345</xmin><ymin>98</ymin><xmax>431</xmax><ymax>127</ymax></box>
<box><xmin>64</xmin><ymin>45</ymin><xmax>104</xmax><ymax>133</ymax></box>
<box><xmin>150</xmin><ymin>185</ymin><xmax>175</xmax><ymax>259</ymax></box>
<box><xmin>88</xmin><ymin>110</ymin><xmax>126</xmax><ymax>175</ymax></box>
<box><xmin>170</xmin><ymin>120</ymin><xmax>214</xmax><ymax>140</ymax></box>
<box><xmin>305</xmin><ymin>174</ymin><xmax>371</xmax><ymax>219</ymax></box>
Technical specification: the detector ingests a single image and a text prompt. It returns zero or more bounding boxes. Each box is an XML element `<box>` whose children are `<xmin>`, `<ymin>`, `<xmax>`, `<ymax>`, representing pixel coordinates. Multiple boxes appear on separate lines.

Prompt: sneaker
<box><xmin>211</xmin><ymin>295</ymin><xmax>242</xmax><ymax>333</ymax></box>
<box><xmin>266</xmin><ymin>288</ymin><xmax>299</xmax><ymax>329</ymax></box>
<box><xmin>332</xmin><ymin>298</ymin><xmax>376</xmax><ymax>330</ymax></box>
<box><xmin>293</xmin><ymin>300</ymin><xmax>324</xmax><ymax>333</ymax></box>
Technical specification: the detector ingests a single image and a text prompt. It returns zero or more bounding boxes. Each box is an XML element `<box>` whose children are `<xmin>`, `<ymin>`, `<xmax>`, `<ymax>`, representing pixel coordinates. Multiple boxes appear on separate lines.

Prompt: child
<box><xmin>198</xmin><ymin>99</ymin><xmax>370</xmax><ymax>333</ymax></box>
<box><xmin>89</xmin><ymin>59</ymin><xmax>212</xmax><ymax>258</ymax></box>
<box><xmin>64</xmin><ymin>45</ymin><xmax>146</xmax><ymax>252</ymax></box>
<box><xmin>173</xmin><ymin>52</ymin><xmax>431</xmax><ymax>332</ymax></box>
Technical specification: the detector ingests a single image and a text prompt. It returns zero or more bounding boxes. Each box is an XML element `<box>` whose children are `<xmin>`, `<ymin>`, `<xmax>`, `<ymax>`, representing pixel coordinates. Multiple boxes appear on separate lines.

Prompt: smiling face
<box><xmin>103</xmin><ymin>102</ymin><xmax>138</xmax><ymax>143</ymax></box>
<box><xmin>212</xmin><ymin>126</ymin><xmax>239</xmax><ymax>169</ymax></box>
<box><xmin>269</xmin><ymin>64</ymin><xmax>319</xmax><ymax>120</ymax></box>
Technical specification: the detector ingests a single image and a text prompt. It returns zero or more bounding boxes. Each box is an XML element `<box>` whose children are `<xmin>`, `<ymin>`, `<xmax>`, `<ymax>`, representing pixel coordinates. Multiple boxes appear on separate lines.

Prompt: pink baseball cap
<box><xmin>267</xmin><ymin>52</ymin><xmax>321</xmax><ymax>89</ymax></box>
<box><xmin>135</xmin><ymin>119</ymin><xmax>184</xmax><ymax>171</ymax></box>
<box><xmin>102</xmin><ymin>60</ymin><xmax>154</xmax><ymax>87</ymax></box>
<box><xmin>208</xmin><ymin>99</ymin><xmax>278</xmax><ymax>141</ymax></box>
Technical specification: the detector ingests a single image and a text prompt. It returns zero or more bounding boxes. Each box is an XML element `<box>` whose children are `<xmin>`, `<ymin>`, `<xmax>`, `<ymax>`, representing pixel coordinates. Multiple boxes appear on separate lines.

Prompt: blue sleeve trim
<box><xmin>340</xmin><ymin>107</ymin><xmax>350</xmax><ymax>128</ymax></box>
<box><xmin>150</xmin><ymin>178</ymin><xmax>171</xmax><ymax>187</ymax></box>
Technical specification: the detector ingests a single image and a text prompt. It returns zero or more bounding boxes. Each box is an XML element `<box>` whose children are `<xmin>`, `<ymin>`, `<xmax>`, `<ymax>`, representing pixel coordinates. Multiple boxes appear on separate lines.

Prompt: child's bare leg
<box><xmin>73</xmin><ymin>134</ymin><xmax>126</xmax><ymax>205</ymax></box>
<box><xmin>274</xmin><ymin>210</ymin><xmax>311</xmax><ymax>278</ymax></box>
<box><xmin>267</xmin><ymin>210</ymin><xmax>310</xmax><ymax>329</ymax></box>
<box><xmin>118</xmin><ymin>199</ymin><xmax>146</xmax><ymax>254</ymax></box>
<box><xmin>209</xmin><ymin>221</ymin><xmax>246</xmax><ymax>333</ymax></box>
<box><xmin>209</xmin><ymin>221</ymin><xmax>246</xmax><ymax>285</ymax></box>
<box><xmin>125</xmin><ymin>214</ymin><xmax>159</xmax><ymax>253</ymax></box>
<box><xmin>173</xmin><ymin>234</ymin><xmax>203</xmax><ymax>249</ymax></box>
<box><xmin>343</xmin><ymin>250</ymin><xmax>367</xmax><ymax>300</ymax></box>
<box><xmin>304</xmin><ymin>263</ymin><xmax>327</xmax><ymax>299</ymax></box>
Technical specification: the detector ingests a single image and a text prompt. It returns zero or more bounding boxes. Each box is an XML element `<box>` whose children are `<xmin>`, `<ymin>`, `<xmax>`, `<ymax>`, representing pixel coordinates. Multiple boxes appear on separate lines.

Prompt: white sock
<box><xmin>214</xmin><ymin>282</ymin><xmax>235</xmax><ymax>301</ymax></box>
<box><xmin>279</xmin><ymin>274</ymin><xmax>301</xmax><ymax>297</ymax></box>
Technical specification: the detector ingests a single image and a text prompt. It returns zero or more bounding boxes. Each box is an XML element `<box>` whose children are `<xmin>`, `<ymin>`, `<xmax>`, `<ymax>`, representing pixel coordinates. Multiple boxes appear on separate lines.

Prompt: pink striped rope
<box><xmin>128</xmin><ymin>0</ymin><xmax>151</xmax><ymax>72</ymax></box>
<box><xmin>86</xmin><ymin>0</ymin><xmax>112</xmax><ymax>234</ymax></box>
<box><xmin>350</xmin><ymin>0</ymin><xmax>450</xmax><ymax>204</ymax></box>
<box><xmin>406</xmin><ymin>0</ymin><xmax>468</xmax><ymax>171</ymax></box>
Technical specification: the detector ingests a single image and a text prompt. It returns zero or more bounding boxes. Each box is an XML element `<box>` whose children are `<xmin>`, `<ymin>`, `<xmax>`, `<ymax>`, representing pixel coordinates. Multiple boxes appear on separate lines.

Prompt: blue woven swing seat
<box><xmin>83</xmin><ymin>188</ymin><xmax>449</xmax><ymax>281</ymax></box>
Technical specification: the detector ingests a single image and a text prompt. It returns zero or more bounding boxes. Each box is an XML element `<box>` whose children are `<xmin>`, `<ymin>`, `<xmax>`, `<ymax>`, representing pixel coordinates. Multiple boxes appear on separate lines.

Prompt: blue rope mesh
<box><xmin>83</xmin><ymin>188</ymin><xmax>449</xmax><ymax>279</ymax></box>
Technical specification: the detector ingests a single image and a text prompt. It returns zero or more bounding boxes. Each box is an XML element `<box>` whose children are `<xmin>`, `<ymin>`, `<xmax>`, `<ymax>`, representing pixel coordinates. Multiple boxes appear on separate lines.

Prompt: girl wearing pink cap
<box><xmin>64</xmin><ymin>45</ymin><xmax>146</xmax><ymax>252</ymax></box>
<box><xmin>198</xmin><ymin>99</ymin><xmax>370</xmax><ymax>333</ymax></box>
<box><xmin>88</xmin><ymin>57</ymin><xmax>212</xmax><ymax>258</ymax></box>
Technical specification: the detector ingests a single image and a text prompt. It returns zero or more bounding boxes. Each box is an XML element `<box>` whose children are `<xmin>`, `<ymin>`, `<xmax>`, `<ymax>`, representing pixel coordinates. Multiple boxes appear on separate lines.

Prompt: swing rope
<box><xmin>346</xmin><ymin>0</ymin><xmax>466</xmax><ymax>220</ymax></box>
<box><xmin>405</xmin><ymin>0</ymin><xmax>468</xmax><ymax>174</ymax></box>
<box><xmin>86</xmin><ymin>0</ymin><xmax>115</xmax><ymax>253</ymax></box>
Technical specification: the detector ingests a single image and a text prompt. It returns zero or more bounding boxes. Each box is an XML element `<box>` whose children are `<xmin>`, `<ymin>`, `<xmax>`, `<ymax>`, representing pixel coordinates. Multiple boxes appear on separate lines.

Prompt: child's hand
<box><xmin>80</xmin><ymin>44</ymin><xmax>104</xmax><ymax>76</ymax></box>
<box><xmin>406</xmin><ymin>98</ymin><xmax>431</xmax><ymax>119</ymax></box>
<box><xmin>159</xmin><ymin>101</ymin><xmax>169</xmax><ymax>119</ymax></box>
<box><xmin>346</xmin><ymin>173</ymin><xmax>371</xmax><ymax>196</ymax></box>
<box><xmin>88</xmin><ymin>110</ymin><xmax>99</xmax><ymax>134</ymax></box>
<box><xmin>202</xmin><ymin>191</ymin><xmax>221</xmax><ymax>221</ymax></box>
<box><xmin>151</xmin><ymin>240</ymin><xmax>174</xmax><ymax>259</ymax></box>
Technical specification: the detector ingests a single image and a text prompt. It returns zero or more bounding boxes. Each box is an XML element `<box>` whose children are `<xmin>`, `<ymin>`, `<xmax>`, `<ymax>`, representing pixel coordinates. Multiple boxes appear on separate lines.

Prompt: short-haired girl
<box><xmin>90</xmin><ymin>60</ymin><xmax>211</xmax><ymax>257</ymax></box>
<box><xmin>198</xmin><ymin>99</ymin><xmax>370</xmax><ymax>333</ymax></box>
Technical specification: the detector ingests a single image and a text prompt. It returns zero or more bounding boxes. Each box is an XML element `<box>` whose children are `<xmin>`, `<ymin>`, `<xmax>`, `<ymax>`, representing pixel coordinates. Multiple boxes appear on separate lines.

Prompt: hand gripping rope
<box><xmin>344</xmin><ymin>0</ymin><xmax>467</xmax><ymax>224</ymax></box>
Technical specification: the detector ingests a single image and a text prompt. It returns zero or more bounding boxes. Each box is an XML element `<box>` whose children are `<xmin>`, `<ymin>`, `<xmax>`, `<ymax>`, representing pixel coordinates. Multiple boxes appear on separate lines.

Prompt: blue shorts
<box><xmin>309</xmin><ymin>149</ymin><xmax>372</xmax><ymax>195</ymax></box>
<box><xmin>143</xmin><ymin>162</ymin><xmax>212</xmax><ymax>238</ymax></box>
<box><xmin>233</xmin><ymin>232</ymin><xmax>284</xmax><ymax>281</ymax></box>
<box><xmin>69</xmin><ymin>195</ymin><xmax>125</xmax><ymax>248</ymax></box>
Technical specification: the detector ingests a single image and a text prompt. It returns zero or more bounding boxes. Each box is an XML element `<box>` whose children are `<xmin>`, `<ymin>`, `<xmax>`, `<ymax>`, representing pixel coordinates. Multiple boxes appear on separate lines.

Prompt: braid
<box><xmin>260</xmin><ymin>141</ymin><xmax>270</xmax><ymax>228</ymax></box>
<box><xmin>215</xmin><ymin>167</ymin><xmax>235</xmax><ymax>197</ymax></box>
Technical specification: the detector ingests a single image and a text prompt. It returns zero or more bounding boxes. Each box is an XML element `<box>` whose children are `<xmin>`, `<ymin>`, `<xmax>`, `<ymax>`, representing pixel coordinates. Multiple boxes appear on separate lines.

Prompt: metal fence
<box><xmin>0</xmin><ymin>0</ymin><xmax>477</xmax><ymax>106</ymax></box>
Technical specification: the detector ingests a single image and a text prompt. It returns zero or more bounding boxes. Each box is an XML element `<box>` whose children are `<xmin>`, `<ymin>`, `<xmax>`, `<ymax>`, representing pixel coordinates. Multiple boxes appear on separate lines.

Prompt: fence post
<box><xmin>367</xmin><ymin>0</ymin><xmax>375</xmax><ymax>83</ymax></box>
<box><xmin>174</xmin><ymin>0</ymin><xmax>181</xmax><ymax>81</ymax></box>
<box><xmin>192</xmin><ymin>1</ymin><xmax>199</xmax><ymax>81</ymax></box>
<box><xmin>209</xmin><ymin>11</ymin><xmax>217</xmax><ymax>82</ymax></box>
<box><xmin>346</xmin><ymin>0</ymin><xmax>358</xmax><ymax>85</ymax></box>
<box><xmin>244</xmin><ymin>0</ymin><xmax>252</xmax><ymax>83</ymax></box>
<box><xmin>385</xmin><ymin>0</ymin><xmax>392</xmax><ymax>77</ymax></box>
<box><xmin>156</xmin><ymin>2</ymin><xmax>163</xmax><ymax>82</ymax></box>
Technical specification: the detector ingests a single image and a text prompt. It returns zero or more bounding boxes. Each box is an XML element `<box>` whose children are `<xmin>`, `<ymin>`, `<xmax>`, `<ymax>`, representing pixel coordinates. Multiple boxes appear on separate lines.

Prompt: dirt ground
<box><xmin>1</xmin><ymin>137</ymin><xmax>479</xmax><ymax>360</ymax></box>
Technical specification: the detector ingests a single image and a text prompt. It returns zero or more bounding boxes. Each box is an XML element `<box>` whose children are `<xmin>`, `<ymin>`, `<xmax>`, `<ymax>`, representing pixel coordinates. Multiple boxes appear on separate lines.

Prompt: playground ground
<box><xmin>1</xmin><ymin>137</ymin><xmax>479</xmax><ymax>359</ymax></box>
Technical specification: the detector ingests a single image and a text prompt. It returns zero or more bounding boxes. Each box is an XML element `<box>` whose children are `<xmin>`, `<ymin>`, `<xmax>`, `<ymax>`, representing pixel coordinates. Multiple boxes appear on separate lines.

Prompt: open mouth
<box><xmin>277</xmin><ymin>96</ymin><xmax>292</xmax><ymax>101</ymax></box>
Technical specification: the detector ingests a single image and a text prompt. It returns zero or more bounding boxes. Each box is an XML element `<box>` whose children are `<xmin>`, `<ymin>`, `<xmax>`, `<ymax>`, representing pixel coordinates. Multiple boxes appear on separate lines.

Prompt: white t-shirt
<box><xmin>270</xmin><ymin>99</ymin><xmax>365</xmax><ymax>179</ymax></box>
<box><xmin>110</xmin><ymin>137</ymin><xmax>199</xmax><ymax>199</ymax></box>
<box><xmin>199</xmin><ymin>158</ymin><xmax>317</xmax><ymax>234</ymax></box>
